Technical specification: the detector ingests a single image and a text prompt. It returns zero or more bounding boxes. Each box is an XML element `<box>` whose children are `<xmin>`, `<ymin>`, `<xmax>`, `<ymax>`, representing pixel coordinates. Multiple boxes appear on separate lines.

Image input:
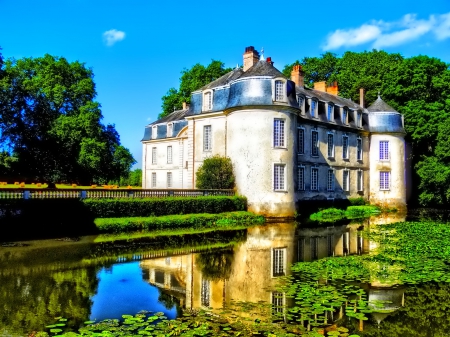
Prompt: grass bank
<box><xmin>94</xmin><ymin>211</ymin><xmax>265</xmax><ymax>233</ymax></box>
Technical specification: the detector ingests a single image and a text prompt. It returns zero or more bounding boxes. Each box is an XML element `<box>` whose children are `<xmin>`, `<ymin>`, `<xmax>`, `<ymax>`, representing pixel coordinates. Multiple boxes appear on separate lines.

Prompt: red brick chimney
<box><xmin>291</xmin><ymin>64</ymin><xmax>304</xmax><ymax>87</ymax></box>
<box><xmin>326</xmin><ymin>81</ymin><xmax>339</xmax><ymax>96</ymax></box>
<box><xmin>243</xmin><ymin>46</ymin><xmax>260</xmax><ymax>72</ymax></box>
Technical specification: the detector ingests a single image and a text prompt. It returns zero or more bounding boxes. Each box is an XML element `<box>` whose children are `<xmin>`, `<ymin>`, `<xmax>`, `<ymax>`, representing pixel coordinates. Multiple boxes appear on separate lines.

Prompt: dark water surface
<box><xmin>0</xmin><ymin>212</ymin><xmax>447</xmax><ymax>336</ymax></box>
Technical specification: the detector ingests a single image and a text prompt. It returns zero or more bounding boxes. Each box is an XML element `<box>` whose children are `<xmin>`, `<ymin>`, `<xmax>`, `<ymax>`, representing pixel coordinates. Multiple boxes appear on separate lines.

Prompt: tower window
<box><xmin>275</xmin><ymin>80</ymin><xmax>285</xmax><ymax>101</ymax></box>
<box><xmin>380</xmin><ymin>171</ymin><xmax>390</xmax><ymax>190</ymax></box>
<box><xmin>273</xmin><ymin>119</ymin><xmax>285</xmax><ymax>147</ymax></box>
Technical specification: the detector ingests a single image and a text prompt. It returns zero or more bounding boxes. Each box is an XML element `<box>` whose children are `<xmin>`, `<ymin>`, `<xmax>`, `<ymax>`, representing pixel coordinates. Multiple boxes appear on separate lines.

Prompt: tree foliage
<box><xmin>196</xmin><ymin>155</ymin><xmax>235</xmax><ymax>189</ymax></box>
<box><xmin>0</xmin><ymin>53</ymin><xmax>135</xmax><ymax>184</ymax></box>
<box><xmin>160</xmin><ymin>60</ymin><xmax>231</xmax><ymax>118</ymax></box>
<box><xmin>284</xmin><ymin>51</ymin><xmax>450</xmax><ymax>206</ymax></box>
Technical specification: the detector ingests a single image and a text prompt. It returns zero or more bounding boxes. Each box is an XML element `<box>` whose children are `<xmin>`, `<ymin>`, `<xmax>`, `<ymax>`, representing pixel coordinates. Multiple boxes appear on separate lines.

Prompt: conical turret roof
<box><xmin>367</xmin><ymin>95</ymin><xmax>398</xmax><ymax>113</ymax></box>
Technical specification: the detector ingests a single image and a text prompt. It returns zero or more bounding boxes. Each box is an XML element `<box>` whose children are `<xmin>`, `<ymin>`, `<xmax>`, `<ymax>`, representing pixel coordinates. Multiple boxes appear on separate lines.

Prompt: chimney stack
<box><xmin>243</xmin><ymin>46</ymin><xmax>260</xmax><ymax>72</ymax></box>
<box><xmin>182</xmin><ymin>102</ymin><xmax>187</xmax><ymax>110</ymax></box>
<box><xmin>266</xmin><ymin>57</ymin><xmax>274</xmax><ymax>66</ymax></box>
<box><xmin>314</xmin><ymin>81</ymin><xmax>327</xmax><ymax>92</ymax></box>
<box><xmin>290</xmin><ymin>64</ymin><xmax>305</xmax><ymax>87</ymax></box>
<box><xmin>359</xmin><ymin>88</ymin><xmax>365</xmax><ymax>108</ymax></box>
<box><xmin>326</xmin><ymin>81</ymin><xmax>339</xmax><ymax>96</ymax></box>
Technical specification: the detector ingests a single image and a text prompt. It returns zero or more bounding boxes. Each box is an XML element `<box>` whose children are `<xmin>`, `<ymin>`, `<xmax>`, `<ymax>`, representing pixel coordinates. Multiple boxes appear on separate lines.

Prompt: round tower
<box><xmin>368</xmin><ymin>96</ymin><xmax>406</xmax><ymax>210</ymax></box>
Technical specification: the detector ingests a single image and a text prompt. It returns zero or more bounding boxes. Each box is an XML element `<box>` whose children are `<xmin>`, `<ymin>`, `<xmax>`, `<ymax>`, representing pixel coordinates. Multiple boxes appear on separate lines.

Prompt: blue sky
<box><xmin>1</xmin><ymin>0</ymin><xmax>449</xmax><ymax>169</ymax></box>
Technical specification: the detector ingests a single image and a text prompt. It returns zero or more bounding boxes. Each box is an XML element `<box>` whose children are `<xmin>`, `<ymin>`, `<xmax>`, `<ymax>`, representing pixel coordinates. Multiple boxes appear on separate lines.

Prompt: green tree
<box><xmin>195</xmin><ymin>155</ymin><xmax>235</xmax><ymax>189</ymax></box>
<box><xmin>0</xmin><ymin>54</ymin><xmax>135</xmax><ymax>184</ymax></box>
<box><xmin>160</xmin><ymin>60</ymin><xmax>232</xmax><ymax>118</ymax></box>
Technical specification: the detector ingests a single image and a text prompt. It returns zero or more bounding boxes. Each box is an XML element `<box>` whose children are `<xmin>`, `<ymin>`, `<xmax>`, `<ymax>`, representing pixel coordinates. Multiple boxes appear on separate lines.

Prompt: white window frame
<box><xmin>343</xmin><ymin>169</ymin><xmax>350</xmax><ymax>192</ymax></box>
<box><xmin>272</xmin><ymin>78</ymin><xmax>287</xmax><ymax>102</ymax></box>
<box><xmin>379</xmin><ymin>140</ymin><xmax>389</xmax><ymax>161</ymax></box>
<box><xmin>167</xmin><ymin>172</ymin><xmax>172</xmax><ymax>188</ymax></box>
<box><xmin>271</xmin><ymin>248</ymin><xmax>286</xmax><ymax>277</ymax></box>
<box><xmin>380</xmin><ymin>171</ymin><xmax>390</xmax><ymax>190</ymax></box>
<box><xmin>297</xmin><ymin>95</ymin><xmax>304</xmax><ymax>108</ymax></box>
<box><xmin>327</xmin><ymin>132</ymin><xmax>334</xmax><ymax>158</ymax></box>
<box><xmin>298</xmin><ymin>165</ymin><xmax>305</xmax><ymax>191</ymax></box>
<box><xmin>152</xmin><ymin>125</ymin><xmax>157</xmax><ymax>139</ymax></box>
<box><xmin>342</xmin><ymin>135</ymin><xmax>349</xmax><ymax>160</ymax></box>
<box><xmin>357</xmin><ymin>137</ymin><xmax>363</xmax><ymax>161</ymax></box>
<box><xmin>311</xmin><ymin>167</ymin><xmax>319</xmax><ymax>191</ymax></box>
<box><xmin>310</xmin><ymin>99</ymin><xmax>317</xmax><ymax>118</ymax></box>
<box><xmin>357</xmin><ymin>169</ymin><xmax>364</xmax><ymax>192</ymax></box>
<box><xmin>273</xmin><ymin>119</ymin><xmax>286</xmax><ymax>148</ymax></box>
<box><xmin>202</xmin><ymin>90</ymin><xmax>213</xmax><ymax>111</ymax></box>
<box><xmin>167</xmin><ymin>123</ymin><xmax>173</xmax><ymax>137</ymax></box>
<box><xmin>167</xmin><ymin>146</ymin><xmax>172</xmax><ymax>164</ymax></box>
<box><xmin>271</xmin><ymin>291</ymin><xmax>285</xmax><ymax>315</ymax></box>
<box><xmin>327</xmin><ymin>103</ymin><xmax>334</xmax><ymax>121</ymax></box>
<box><xmin>273</xmin><ymin>164</ymin><xmax>286</xmax><ymax>191</ymax></box>
<box><xmin>357</xmin><ymin>111</ymin><xmax>362</xmax><ymax>128</ymax></box>
<box><xmin>151</xmin><ymin>172</ymin><xmax>156</xmax><ymax>188</ymax></box>
<box><xmin>327</xmin><ymin>169</ymin><xmax>335</xmax><ymax>191</ymax></box>
<box><xmin>311</xmin><ymin>129</ymin><xmax>319</xmax><ymax>157</ymax></box>
<box><xmin>151</xmin><ymin>147</ymin><xmax>157</xmax><ymax>165</ymax></box>
<box><xmin>297</xmin><ymin>127</ymin><xmax>305</xmax><ymax>154</ymax></box>
<box><xmin>203</xmin><ymin>125</ymin><xmax>212</xmax><ymax>151</ymax></box>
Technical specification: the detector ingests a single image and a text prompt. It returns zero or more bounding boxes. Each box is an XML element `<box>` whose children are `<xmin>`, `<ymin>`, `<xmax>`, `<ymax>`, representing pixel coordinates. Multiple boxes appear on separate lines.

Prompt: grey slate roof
<box><xmin>297</xmin><ymin>86</ymin><xmax>363</xmax><ymax>110</ymax></box>
<box><xmin>199</xmin><ymin>68</ymin><xmax>244</xmax><ymax>90</ymax></box>
<box><xmin>239</xmin><ymin>60</ymin><xmax>287</xmax><ymax>79</ymax></box>
<box><xmin>149</xmin><ymin>108</ymin><xmax>189</xmax><ymax>126</ymax></box>
<box><xmin>367</xmin><ymin>96</ymin><xmax>398</xmax><ymax>112</ymax></box>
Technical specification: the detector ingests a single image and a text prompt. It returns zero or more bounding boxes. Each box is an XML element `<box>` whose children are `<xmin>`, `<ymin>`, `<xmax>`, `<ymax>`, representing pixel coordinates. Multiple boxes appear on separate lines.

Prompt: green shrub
<box><xmin>348</xmin><ymin>197</ymin><xmax>366</xmax><ymax>206</ymax></box>
<box><xmin>345</xmin><ymin>205</ymin><xmax>380</xmax><ymax>219</ymax></box>
<box><xmin>310</xmin><ymin>208</ymin><xmax>345</xmax><ymax>222</ymax></box>
<box><xmin>94</xmin><ymin>211</ymin><xmax>264</xmax><ymax>232</ymax></box>
<box><xmin>82</xmin><ymin>196</ymin><xmax>247</xmax><ymax>218</ymax></box>
<box><xmin>196</xmin><ymin>155</ymin><xmax>235</xmax><ymax>189</ymax></box>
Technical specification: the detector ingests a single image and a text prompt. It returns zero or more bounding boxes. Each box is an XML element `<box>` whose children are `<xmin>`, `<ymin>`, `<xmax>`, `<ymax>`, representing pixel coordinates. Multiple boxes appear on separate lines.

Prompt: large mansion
<box><xmin>142</xmin><ymin>47</ymin><xmax>407</xmax><ymax>217</ymax></box>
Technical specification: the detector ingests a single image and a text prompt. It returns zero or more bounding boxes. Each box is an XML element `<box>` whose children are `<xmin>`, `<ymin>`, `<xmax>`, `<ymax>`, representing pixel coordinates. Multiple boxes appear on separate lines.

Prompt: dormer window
<box><xmin>310</xmin><ymin>99</ymin><xmax>317</xmax><ymax>118</ymax></box>
<box><xmin>167</xmin><ymin>123</ymin><xmax>173</xmax><ymax>137</ymax></box>
<box><xmin>275</xmin><ymin>80</ymin><xmax>284</xmax><ymax>101</ymax></box>
<box><xmin>203</xmin><ymin>90</ymin><xmax>212</xmax><ymax>111</ymax></box>
<box><xmin>342</xmin><ymin>108</ymin><xmax>348</xmax><ymax>124</ymax></box>
<box><xmin>152</xmin><ymin>125</ymin><xmax>157</xmax><ymax>139</ymax></box>
<box><xmin>297</xmin><ymin>95</ymin><xmax>304</xmax><ymax>106</ymax></box>
<box><xmin>357</xmin><ymin>111</ymin><xmax>362</xmax><ymax>127</ymax></box>
<box><xmin>327</xmin><ymin>104</ymin><xmax>334</xmax><ymax>121</ymax></box>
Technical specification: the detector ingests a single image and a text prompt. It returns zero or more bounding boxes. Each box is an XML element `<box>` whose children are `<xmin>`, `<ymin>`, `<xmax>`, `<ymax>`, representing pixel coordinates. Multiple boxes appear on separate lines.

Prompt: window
<box><xmin>327</xmin><ymin>133</ymin><xmax>334</xmax><ymax>158</ymax></box>
<box><xmin>298</xmin><ymin>166</ymin><xmax>305</xmax><ymax>191</ymax></box>
<box><xmin>311</xmin><ymin>100</ymin><xmax>317</xmax><ymax>117</ymax></box>
<box><xmin>342</xmin><ymin>108</ymin><xmax>348</xmax><ymax>124</ymax></box>
<box><xmin>297</xmin><ymin>95</ymin><xmax>304</xmax><ymax>106</ymax></box>
<box><xmin>379</xmin><ymin>141</ymin><xmax>389</xmax><ymax>160</ymax></box>
<box><xmin>203</xmin><ymin>125</ymin><xmax>212</xmax><ymax>151</ymax></box>
<box><xmin>380</xmin><ymin>171</ymin><xmax>390</xmax><ymax>190</ymax></box>
<box><xmin>272</xmin><ymin>292</ymin><xmax>285</xmax><ymax>315</ymax></box>
<box><xmin>327</xmin><ymin>104</ymin><xmax>334</xmax><ymax>121</ymax></box>
<box><xmin>151</xmin><ymin>172</ymin><xmax>156</xmax><ymax>188</ymax></box>
<box><xmin>167</xmin><ymin>172</ymin><xmax>172</xmax><ymax>188</ymax></box>
<box><xmin>357</xmin><ymin>111</ymin><xmax>362</xmax><ymax>127</ymax></box>
<box><xmin>342</xmin><ymin>135</ymin><xmax>349</xmax><ymax>159</ymax></box>
<box><xmin>272</xmin><ymin>248</ymin><xmax>286</xmax><ymax>277</ymax></box>
<box><xmin>203</xmin><ymin>91</ymin><xmax>212</xmax><ymax>111</ymax></box>
<box><xmin>327</xmin><ymin>169</ymin><xmax>335</xmax><ymax>191</ymax></box>
<box><xmin>357</xmin><ymin>138</ymin><xmax>362</xmax><ymax>161</ymax></box>
<box><xmin>201</xmin><ymin>279</ymin><xmax>210</xmax><ymax>307</ymax></box>
<box><xmin>311</xmin><ymin>130</ymin><xmax>319</xmax><ymax>157</ymax></box>
<box><xmin>152</xmin><ymin>147</ymin><xmax>157</xmax><ymax>165</ymax></box>
<box><xmin>273</xmin><ymin>119</ymin><xmax>285</xmax><ymax>147</ymax></box>
<box><xmin>297</xmin><ymin>128</ymin><xmax>305</xmax><ymax>154</ymax></box>
<box><xmin>275</xmin><ymin>80</ymin><xmax>284</xmax><ymax>101</ymax></box>
<box><xmin>167</xmin><ymin>146</ymin><xmax>172</xmax><ymax>164</ymax></box>
<box><xmin>274</xmin><ymin>164</ymin><xmax>285</xmax><ymax>191</ymax></box>
<box><xmin>167</xmin><ymin>123</ymin><xmax>173</xmax><ymax>137</ymax></box>
<box><xmin>343</xmin><ymin>170</ymin><xmax>349</xmax><ymax>191</ymax></box>
<box><xmin>357</xmin><ymin>170</ymin><xmax>363</xmax><ymax>191</ymax></box>
<box><xmin>311</xmin><ymin>167</ymin><xmax>319</xmax><ymax>191</ymax></box>
<box><xmin>152</xmin><ymin>125</ymin><xmax>157</xmax><ymax>139</ymax></box>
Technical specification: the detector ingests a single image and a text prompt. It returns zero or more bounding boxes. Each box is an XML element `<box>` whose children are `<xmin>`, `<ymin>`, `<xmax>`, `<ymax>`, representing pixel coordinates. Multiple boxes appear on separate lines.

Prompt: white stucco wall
<box><xmin>369</xmin><ymin>133</ymin><xmax>406</xmax><ymax>209</ymax></box>
<box><xmin>227</xmin><ymin>108</ymin><xmax>296</xmax><ymax>217</ymax></box>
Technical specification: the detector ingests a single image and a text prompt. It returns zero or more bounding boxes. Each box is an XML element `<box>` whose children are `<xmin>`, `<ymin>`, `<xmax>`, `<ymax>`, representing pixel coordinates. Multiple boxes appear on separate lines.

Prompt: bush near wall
<box><xmin>82</xmin><ymin>196</ymin><xmax>247</xmax><ymax>218</ymax></box>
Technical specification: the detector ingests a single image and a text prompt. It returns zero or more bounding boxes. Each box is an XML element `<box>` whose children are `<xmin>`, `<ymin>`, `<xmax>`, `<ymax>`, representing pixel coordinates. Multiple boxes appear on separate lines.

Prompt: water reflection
<box><xmin>0</xmin><ymin>212</ymin><xmax>420</xmax><ymax>336</ymax></box>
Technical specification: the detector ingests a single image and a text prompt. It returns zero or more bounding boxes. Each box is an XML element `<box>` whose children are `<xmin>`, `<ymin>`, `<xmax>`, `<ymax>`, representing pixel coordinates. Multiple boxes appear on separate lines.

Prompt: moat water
<box><xmin>0</xmin><ymin>211</ymin><xmax>448</xmax><ymax>336</ymax></box>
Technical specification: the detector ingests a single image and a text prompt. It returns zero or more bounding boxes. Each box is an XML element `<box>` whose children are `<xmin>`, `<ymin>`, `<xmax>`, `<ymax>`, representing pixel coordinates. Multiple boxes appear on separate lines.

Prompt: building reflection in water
<box><xmin>140</xmin><ymin>213</ymin><xmax>407</xmax><ymax>328</ymax></box>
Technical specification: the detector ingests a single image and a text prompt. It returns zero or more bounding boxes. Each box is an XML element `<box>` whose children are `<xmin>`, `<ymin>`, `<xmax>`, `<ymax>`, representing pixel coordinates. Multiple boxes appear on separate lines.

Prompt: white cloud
<box><xmin>103</xmin><ymin>29</ymin><xmax>126</xmax><ymax>46</ymax></box>
<box><xmin>323</xmin><ymin>12</ymin><xmax>450</xmax><ymax>50</ymax></box>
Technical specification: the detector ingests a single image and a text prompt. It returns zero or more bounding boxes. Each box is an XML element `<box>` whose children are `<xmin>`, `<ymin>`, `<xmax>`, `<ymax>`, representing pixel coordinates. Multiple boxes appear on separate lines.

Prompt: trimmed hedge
<box><xmin>83</xmin><ymin>196</ymin><xmax>247</xmax><ymax>218</ymax></box>
<box><xmin>94</xmin><ymin>211</ymin><xmax>264</xmax><ymax>233</ymax></box>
